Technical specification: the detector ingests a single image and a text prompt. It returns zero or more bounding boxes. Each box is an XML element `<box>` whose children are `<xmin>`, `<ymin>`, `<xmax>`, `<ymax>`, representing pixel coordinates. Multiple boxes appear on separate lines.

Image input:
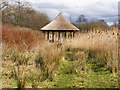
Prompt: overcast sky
<box><xmin>26</xmin><ymin>0</ymin><xmax>119</xmax><ymax>26</ymax></box>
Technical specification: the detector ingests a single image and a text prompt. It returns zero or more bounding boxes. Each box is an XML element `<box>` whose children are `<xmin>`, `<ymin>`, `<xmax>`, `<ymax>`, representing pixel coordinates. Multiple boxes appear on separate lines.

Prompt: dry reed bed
<box><xmin>66</xmin><ymin>28</ymin><xmax>118</xmax><ymax>52</ymax></box>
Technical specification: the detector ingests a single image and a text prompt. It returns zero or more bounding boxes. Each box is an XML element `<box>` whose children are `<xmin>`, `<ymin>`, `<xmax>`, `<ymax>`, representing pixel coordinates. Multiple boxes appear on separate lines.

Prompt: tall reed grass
<box><xmin>64</xmin><ymin>28</ymin><xmax>118</xmax><ymax>74</ymax></box>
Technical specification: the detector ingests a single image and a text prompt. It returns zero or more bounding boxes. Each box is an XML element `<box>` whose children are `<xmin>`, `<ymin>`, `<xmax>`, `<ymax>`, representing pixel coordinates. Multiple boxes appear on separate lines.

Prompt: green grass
<box><xmin>36</xmin><ymin>65</ymin><xmax>118</xmax><ymax>88</ymax></box>
<box><xmin>2</xmin><ymin>48</ymin><xmax>119</xmax><ymax>88</ymax></box>
<box><xmin>2</xmin><ymin>60</ymin><xmax>118</xmax><ymax>88</ymax></box>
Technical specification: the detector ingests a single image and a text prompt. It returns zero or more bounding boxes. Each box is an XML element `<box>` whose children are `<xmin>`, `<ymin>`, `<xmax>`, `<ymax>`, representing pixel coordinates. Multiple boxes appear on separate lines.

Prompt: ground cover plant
<box><xmin>1</xmin><ymin>25</ymin><xmax>119</xmax><ymax>88</ymax></box>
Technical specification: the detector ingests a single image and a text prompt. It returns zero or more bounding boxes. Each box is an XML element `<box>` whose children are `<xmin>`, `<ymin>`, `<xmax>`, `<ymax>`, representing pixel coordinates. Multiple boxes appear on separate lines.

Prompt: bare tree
<box><xmin>1</xmin><ymin>0</ymin><xmax>50</xmax><ymax>30</ymax></box>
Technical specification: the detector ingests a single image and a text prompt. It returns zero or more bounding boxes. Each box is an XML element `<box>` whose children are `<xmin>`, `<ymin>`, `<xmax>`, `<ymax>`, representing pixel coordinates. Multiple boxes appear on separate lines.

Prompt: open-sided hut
<box><xmin>41</xmin><ymin>13</ymin><xmax>79</xmax><ymax>42</ymax></box>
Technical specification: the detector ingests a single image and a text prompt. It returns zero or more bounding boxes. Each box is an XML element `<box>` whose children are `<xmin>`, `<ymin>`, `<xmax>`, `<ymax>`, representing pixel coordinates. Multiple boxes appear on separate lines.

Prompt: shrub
<box><xmin>35</xmin><ymin>43</ymin><xmax>63</xmax><ymax>81</ymax></box>
<box><xmin>12</xmin><ymin>65</ymin><xmax>27</xmax><ymax>89</ymax></box>
<box><xmin>2</xmin><ymin>25</ymin><xmax>45</xmax><ymax>51</ymax></box>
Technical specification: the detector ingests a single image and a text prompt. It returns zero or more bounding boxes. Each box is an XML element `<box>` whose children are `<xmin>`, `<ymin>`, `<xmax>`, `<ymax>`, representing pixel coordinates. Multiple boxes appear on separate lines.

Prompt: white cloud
<box><xmin>107</xmin><ymin>22</ymin><xmax>114</xmax><ymax>26</ymax></box>
<box><xmin>26</xmin><ymin>0</ymin><xmax>119</xmax><ymax>25</ymax></box>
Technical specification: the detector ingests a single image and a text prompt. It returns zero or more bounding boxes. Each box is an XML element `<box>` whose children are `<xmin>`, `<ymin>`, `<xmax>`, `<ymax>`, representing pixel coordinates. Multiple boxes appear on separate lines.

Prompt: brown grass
<box><xmin>2</xmin><ymin>25</ymin><xmax>45</xmax><ymax>51</ymax></box>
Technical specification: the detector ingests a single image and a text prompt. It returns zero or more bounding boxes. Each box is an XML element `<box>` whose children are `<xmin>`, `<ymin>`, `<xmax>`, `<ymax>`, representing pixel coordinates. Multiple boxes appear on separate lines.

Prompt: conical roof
<box><xmin>41</xmin><ymin>13</ymin><xmax>79</xmax><ymax>31</ymax></box>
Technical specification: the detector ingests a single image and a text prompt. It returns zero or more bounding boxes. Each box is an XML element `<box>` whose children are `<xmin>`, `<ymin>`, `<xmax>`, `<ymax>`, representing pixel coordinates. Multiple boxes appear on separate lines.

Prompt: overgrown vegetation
<box><xmin>1</xmin><ymin>0</ymin><xmax>119</xmax><ymax>88</ymax></box>
<box><xmin>2</xmin><ymin>25</ymin><xmax>118</xmax><ymax>88</ymax></box>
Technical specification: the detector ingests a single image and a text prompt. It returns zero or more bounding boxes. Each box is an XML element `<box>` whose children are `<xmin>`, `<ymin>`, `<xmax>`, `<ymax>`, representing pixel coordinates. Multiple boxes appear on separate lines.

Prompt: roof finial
<box><xmin>59</xmin><ymin>12</ymin><xmax>61</xmax><ymax>14</ymax></box>
<box><xmin>59</xmin><ymin>11</ymin><xmax>62</xmax><ymax>14</ymax></box>
<box><xmin>58</xmin><ymin>12</ymin><xmax>62</xmax><ymax>16</ymax></box>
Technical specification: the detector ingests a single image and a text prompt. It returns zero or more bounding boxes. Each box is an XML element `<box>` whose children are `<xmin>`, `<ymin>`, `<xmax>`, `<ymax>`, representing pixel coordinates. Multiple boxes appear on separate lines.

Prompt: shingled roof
<box><xmin>41</xmin><ymin>13</ymin><xmax>79</xmax><ymax>31</ymax></box>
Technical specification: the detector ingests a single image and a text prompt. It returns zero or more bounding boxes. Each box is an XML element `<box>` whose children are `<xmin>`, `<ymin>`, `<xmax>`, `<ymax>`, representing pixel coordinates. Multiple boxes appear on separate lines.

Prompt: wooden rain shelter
<box><xmin>41</xmin><ymin>13</ymin><xmax>79</xmax><ymax>42</ymax></box>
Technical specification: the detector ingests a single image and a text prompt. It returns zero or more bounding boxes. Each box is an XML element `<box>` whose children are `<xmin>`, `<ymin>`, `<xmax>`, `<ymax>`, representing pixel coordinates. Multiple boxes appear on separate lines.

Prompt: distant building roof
<box><xmin>41</xmin><ymin>13</ymin><xmax>79</xmax><ymax>31</ymax></box>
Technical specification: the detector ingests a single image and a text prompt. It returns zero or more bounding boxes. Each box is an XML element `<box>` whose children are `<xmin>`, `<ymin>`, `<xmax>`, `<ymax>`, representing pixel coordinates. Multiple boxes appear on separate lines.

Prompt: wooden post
<box><xmin>72</xmin><ymin>32</ymin><xmax>73</xmax><ymax>41</ymax></box>
<box><xmin>65</xmin><ymin>31</ymin><xmax>66</xmax><ymax>39</ymax></box>
<box><xmin>61</xmin><ymin>32</ymin><xmax>64</xmax><ymax>42</ymax></box>
<box><xmin>52</xmin><ymin>31</ymin><xmax>54</xmax><ymax>42</ymax></box>
<box><xmin>47</xmin><ymin>31</ymin><xmax>49</xmax><ymax>40</ymax></box>
<box><xmin>49</xmin><ymin>31</ymin><xmax>50</xmax><ymax>41</ymax></box>
<box><xmin>56</xmin><ymin>32</ymin><xmax>58</xmax><ymax>41</ymax></box>
<box><xmin>45</xmin><ymin>31</ymin><xmax>47</xmax><ymax>40</ymax></box>
<box><xmin>60</xmin><ymin>32</ymin><xmax>62</xmax><ymax>42</ymax></box>
<box><xmin>73</xmin><ymin>31</ymin><xmax>75</xmax><ymax>37</ymax></box>
<box><xmin>54</xmin><ymin>32</ymin><xmax>56</xmax><ymax>41</ymax></box>
<box><xmin>66</xmin><ymin>31</ymin><xmax>68</xmax><ymax>41</ymax></box>
<box><xmin>49</xmin><ymin>31</ymin><xmax>52</xmax><ymax>42</ymax></box>
<box><xmin>58</xmin><ymin>31</ymin><xmax>60</xmax><ymax>41</ymax></box>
